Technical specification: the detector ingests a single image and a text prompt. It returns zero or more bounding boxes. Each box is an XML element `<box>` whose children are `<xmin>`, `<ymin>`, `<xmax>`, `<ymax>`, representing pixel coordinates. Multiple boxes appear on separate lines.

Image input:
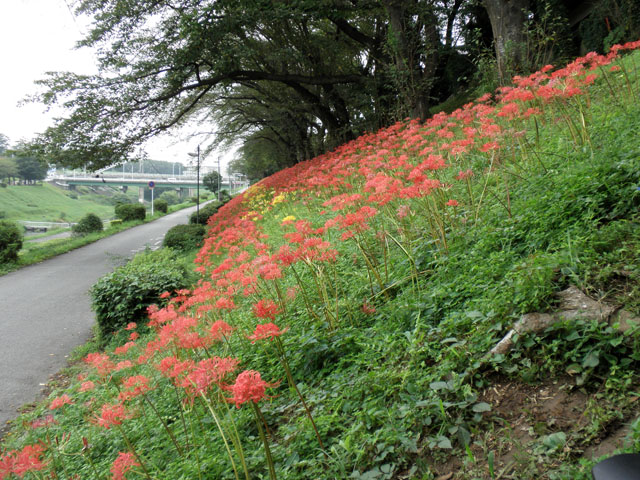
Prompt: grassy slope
<box><xmin>0</xmin><ymin>182</ymin><xmax>120</xmax><ymax>223</ymax></box>
<box><xmin>2</xmin><ymin>47</ymin><xmax>640</xmax><ymax>480</ymax></box>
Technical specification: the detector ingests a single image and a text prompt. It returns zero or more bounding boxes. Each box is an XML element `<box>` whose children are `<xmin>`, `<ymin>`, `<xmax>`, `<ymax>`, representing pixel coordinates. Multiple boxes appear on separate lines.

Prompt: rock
<box><xmin>610</xmin><ymin>309</ymin><xmax>640</xmax><ymax>333</ymax></box>
<box><xmin>490</xmin><ymin>285</ymin><xmax>622</xmax><ymax>356</ymax></box>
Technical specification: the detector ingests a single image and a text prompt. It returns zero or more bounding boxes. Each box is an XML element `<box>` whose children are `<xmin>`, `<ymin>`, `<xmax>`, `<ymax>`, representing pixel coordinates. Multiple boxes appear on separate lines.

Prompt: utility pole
<box><xmin>188</xmin><ymin>146</ymin><xmax>201</xmax><ymax>224</ymax></box>
<box><xmin>217</xmin><ymin>156</ymin><xmax>221</xmax><ymax>201</ymax></box>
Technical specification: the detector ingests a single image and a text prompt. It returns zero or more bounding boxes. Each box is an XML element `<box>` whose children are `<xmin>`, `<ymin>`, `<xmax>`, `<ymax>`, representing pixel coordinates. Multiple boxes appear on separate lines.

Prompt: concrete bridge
<box><xmin>49</xmin><ymin>172</ymin><xmax>248</xmax><ymax>200</ymax></box>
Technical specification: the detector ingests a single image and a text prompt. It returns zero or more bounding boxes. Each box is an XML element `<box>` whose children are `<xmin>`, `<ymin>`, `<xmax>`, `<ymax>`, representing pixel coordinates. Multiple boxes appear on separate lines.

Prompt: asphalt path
<box><xmin>0</xmin><ymin>204</ymin><xmax>203</xmax><ymax>430</ymax></box>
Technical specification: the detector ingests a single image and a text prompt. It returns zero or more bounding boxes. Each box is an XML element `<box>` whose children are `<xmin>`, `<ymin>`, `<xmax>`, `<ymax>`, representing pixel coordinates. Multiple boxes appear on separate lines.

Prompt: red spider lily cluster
<box><xmin>2</xmin><ymin>40</ymin><xmax>639</xmax><ymax>479</ymax></box>
<box><xmin>0</xmin><ymin>444</ymin><xmax>47</xmax><ymax>479</ymax></box>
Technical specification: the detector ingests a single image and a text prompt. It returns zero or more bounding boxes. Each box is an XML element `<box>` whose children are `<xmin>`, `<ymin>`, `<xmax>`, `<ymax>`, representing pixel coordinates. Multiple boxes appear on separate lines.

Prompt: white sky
<box><xmin>0</xmin><ymin>0</ymin><xmax>232</xmax><ymax>173</ymax></box>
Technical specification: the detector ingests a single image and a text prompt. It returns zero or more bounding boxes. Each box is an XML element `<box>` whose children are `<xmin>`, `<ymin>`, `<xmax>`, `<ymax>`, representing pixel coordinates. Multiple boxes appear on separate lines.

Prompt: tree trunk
<box><xmin>382</xmin><ymin>0</ymin><xmax>439</xmax><ymax>120</ymax></box>
<box><xmin>483</xmin><ymin>0</ymin><xmax>530</xmax><ymax>83</ymax></box>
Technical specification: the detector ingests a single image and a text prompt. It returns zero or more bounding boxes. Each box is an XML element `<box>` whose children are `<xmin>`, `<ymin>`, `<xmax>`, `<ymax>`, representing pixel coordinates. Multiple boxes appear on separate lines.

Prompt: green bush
<box><xmin>158</xmin><ymin>191</ymin><xmax>180</xmax><ymax>205</ymax></box>
<box><xmin>72</xmin><ymin>213</ymin><xmax>104</xmax><ymax>236</ymax></box>
<box><xmin>218</xmin><ymin>189</ymin><xmax>232</xmax><ymax>202</ymax></box>
<box><xmin>153</xmin><ymin>199</ymin><xmax>168</xmax><ymax>213</ymax></box>
<box><xmin>109</xmin><ymin>193</ymin><xmax>133</xmax><ymax>205</ymax></box>
<box><xmin>90</xmin><ymin>249</ymin><xmax>191</xmax><ymax>339</ymax></box>
<box><xmin>163</xmin><ymin>224</ymin><xmax>206</xmax><ymax>251</ymax></box>
<box><xmin>0</xmin><ymin>220</ymin><xmax>23</xmax><ymax>263</ymax></box>
<box><xmin>189</xmin><ymin>201</ymin><xmax>222</xmax><ymax>225</ymax></box>
<box><xmin>115</xmin><ymin>203</ymin><xmax>146</xmax><ymax>221</ymax></box>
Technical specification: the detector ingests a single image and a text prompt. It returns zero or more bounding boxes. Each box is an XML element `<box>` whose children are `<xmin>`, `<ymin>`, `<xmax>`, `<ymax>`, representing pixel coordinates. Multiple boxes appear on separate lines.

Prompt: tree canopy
<box><xmin>202</xmin><ymin>170</ymin><xmax>221</xmax><ymax>193</ymax></box>
<box><xmin>29</xmin><ymin>0</ymin><xmax>640</xmax><ymax>177</ymax></box>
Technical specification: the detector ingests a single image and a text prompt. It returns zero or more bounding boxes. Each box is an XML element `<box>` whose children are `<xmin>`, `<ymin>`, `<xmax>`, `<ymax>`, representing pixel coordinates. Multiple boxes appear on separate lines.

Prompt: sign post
<box><xmin>148</xmin><ymin>181</ymin><xmax>155</xmax><ymax>216</ymax></box>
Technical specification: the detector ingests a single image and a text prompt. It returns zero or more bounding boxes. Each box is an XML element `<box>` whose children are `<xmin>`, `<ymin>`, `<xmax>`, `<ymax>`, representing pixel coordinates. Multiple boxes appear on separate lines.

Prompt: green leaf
<box><xmin>582</xmin><ymin>351</ymin><xmax>600</xmax><ymax>368</ymax></box>
<box><xmin>472</xmin><ymin>402</ymin><xmax>491</xmax><ymax>413</ymax></box>
<box><xmin>430</xmin><ymin>381</ymin><xmax>449</xmax><ymax>391</ymax></box>
<box><xmin>437</xmin><ymin>436</ymin><xmax>452</xmax><ymax>449</ymax></box>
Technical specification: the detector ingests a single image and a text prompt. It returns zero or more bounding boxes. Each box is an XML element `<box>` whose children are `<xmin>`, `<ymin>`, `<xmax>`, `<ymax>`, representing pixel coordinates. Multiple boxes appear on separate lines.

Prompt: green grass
<box><xmin>0</xmin><ymin>183</ymin><xmax>123</xmax><ymax>223</ymax></box>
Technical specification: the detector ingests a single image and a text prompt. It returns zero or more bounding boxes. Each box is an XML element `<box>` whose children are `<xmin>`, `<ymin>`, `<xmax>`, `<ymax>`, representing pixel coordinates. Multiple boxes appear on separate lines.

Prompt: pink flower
<box><xmin>226</xmin><ymin>370</ymin><xmax>278</xmax><ymax>408</ymax></box>
<box><xmin>247</xmin><ymin>323</ymin><xmax>288</xmax><ymax>343</ymax></box>
<box><xmin>49</xmin><ymin>394</ymin><xmax>73</xmax><ymax>410</ymax></box>
<box><xmin>0</xmin><ymin>444</ymin><xmax>47</xmax><ymax>478</ymax></box>
<box><xmin>95</xmin><ymin>402</ymin><xmax>130</xmax><ymax>429</ymax></box>
<box><xmin>252</xmin><ymin>299</ymin><xmax>282</xmax><ymax>320</ymax></box>
<box><xmin>79</xmin><ymin>381</ymin><xmax>96</xmax><ymax>392</ymax></box>
<box><xmin>110</xmin><ymin>452</ymin><xmax>139</xmax><ymax>480</ymax></box>
<box><xmin>362</xmin><ymin>302</ymin><xmax>376</xmax><ymax>315</ymax></box>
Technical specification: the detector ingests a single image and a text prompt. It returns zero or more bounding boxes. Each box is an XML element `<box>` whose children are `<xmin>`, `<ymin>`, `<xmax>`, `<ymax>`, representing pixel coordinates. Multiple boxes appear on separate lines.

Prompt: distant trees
<box><xmin>0</xmin><ymin>156</ymin><xmax>47</xmax><ymax>185</ymax></box>
<box><xmin>0</xmin><ymin>134</ymin><xmax>9</xmax><ymax>154</ymax></box>
<box><xmin>0</xmin><ymin>158</ymin><xmax>19</xmax><ymax>184</ymax></box>
<box><xmin>16</xmin><ymin>157</ymin><xmax>47</xmax><ymax>184</ymax></box>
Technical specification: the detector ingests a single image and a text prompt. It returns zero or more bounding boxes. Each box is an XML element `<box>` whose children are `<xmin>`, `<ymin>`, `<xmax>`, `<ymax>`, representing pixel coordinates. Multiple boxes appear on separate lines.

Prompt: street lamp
<box><xmin>187</xmin><ymin>145</ymin><xmax>201</xmax><ymax>224</ymax></box>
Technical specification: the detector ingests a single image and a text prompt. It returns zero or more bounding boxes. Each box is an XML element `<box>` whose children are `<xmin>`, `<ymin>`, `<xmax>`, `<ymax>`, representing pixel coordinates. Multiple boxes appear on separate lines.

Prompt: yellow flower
<box><xmin>282</xmin><ymin>215</ymin><xmax>296</xmax><ymax>223</ymax></box>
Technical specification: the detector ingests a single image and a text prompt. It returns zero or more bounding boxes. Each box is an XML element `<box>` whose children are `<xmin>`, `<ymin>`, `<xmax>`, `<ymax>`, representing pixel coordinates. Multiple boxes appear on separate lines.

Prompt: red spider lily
<box><xmin>49</xmin><ymin>394</ymin><xmax>73</xmax><ymax>410</ymax></box>
<box><xmin>215</xmin><ymin>297</ymin><xmax>236</xmax><ymax>310</ymax></box>
<box><xmin>180</xmin><ymin>357</ymin><xmax>239</xmax><ymax>398</ymax></box>
<box><xmin>95</xmin><ymin>402</ymin><xmax>131</xmax><ymax>429</ymax></box>
<box><xmin>209</xmin><ymin>320</ymin><xmax>234</xmax><ymax>341</ymax></box>
<box><xmin>247</xmin><ymin>323</ymin><xmax>288</xmax><ymax>343</ymax></box>
<box><xmin>124</xmin><ymin>322</ymin><xmax>137</xmax><ymax>331</ymax></box>
<box><xmin>110</xmin><ymin>452</ymin><xmax>139</xmax><ymax>480</ymax></box>
<box><xmin>118</xmin><ymin>376</ymin><xmax>153</xmax><ymax>402</ymax></box>
<box><xmin>0</xmin><ymin>444</ymin><xmax>47</xmax><ymax>478</ymax></box>
<box><xmin>30</xmin><ymin>415</ymin><xmax>58</xmax><ymax>429</ymax></box>
<box><xmin>115</xmin><ymin>361</ymin><xmax>134</xmax><ymax>372</ymax></box>
<box><xmin>252</xmin><ymin>299</ymin><xmax>282</xmax><ymax>320</ymax></box>
<box><xmin>155</xmin><ymin>356</ymin><xmax>195</xmax><ymax>382</ymax></box>
<box><xmin>226</xmin><ymin>370</ymin><xmax>278</xmax><ymax>408</ymax></box>
<box><xmin>114</xmin><ymin>341</ymin><xmax>137</xmax><ymax>356</ymax></box>
<box><xmin>79</xmin><ymin>381</ymin><xmax>96</xmax><ymax>393</ymax></box>
<box><xmin>362</xmin><ymin>302</ymin><xmax>376</xmax><ymax>315</ymax></box>
<box><xmin>84</xmin><ymin>352</ymin><xmax>115</xmax><ymax>377</ymax></box>
<box><xmin>446</xmin><ymin>199</ymin><xmax>459</xmax><ymax>207</ymax></box>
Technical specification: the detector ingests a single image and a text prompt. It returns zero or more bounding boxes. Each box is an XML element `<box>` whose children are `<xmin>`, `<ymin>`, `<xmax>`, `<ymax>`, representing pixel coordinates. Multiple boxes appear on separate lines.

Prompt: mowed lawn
<box><xmin>0</xmin><ymin>183</ymin><xmax>124</xmax><ymax>223</ymax></box>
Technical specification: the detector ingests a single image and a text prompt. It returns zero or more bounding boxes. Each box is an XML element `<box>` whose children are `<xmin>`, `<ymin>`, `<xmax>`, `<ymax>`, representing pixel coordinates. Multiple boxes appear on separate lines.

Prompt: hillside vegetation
<box><xmin>2</xmin><ymin>43</ymin><xmax>640</xmax><ymax>480</ymax></box>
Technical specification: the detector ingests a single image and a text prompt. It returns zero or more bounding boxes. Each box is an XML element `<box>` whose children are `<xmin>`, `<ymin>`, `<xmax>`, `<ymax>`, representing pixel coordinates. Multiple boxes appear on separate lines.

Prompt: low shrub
<box><xmin>114</xmin><ymin>203</ymin><xmax>146</xmax><ymax>221</ymax></box>
<box><xmin>163</xmin><ymin>223</ymin><xmax>206</xmax><ymax>251</ymax></box>
<box><xmin>218</xmin><ymin>189</ymin><xmax>232</xmax><ymax>202</ymax></box>
<box><xmin>109</xmin><ymin>219</ymin><xmax>123</xmax><ymax>228</ymax></box>
<box><xmin>158</xmin><ymin>191</ymin><xmax>180</xmax><ymax>205</ymax></box>
<box><xmin>72</xmin><ymin>213</ymin><xmax>103</xmax><ymax>236</ymax></box>
<box><xmin>0</xmin><ymin>220</ymin><xmax>23</xmax><ymax>263</ymax></box>
<box><xmin>189</xmin><ymin>201</ymin><xmax>222</xmax><ymax>225</ymax></box>
<box><xmin>109</xmin><ymin>193</ymin><xmax>133</xmax><ymax>205</ymax></box>
<box><xmin>153</xmin><ymin>199</ymin><xmax>168</xmax><ymax>214</ymax></box>
<box><xmin>90</xmin><ymin>249</ymin><xmax>192</xmax><ymax>339</ymax></box>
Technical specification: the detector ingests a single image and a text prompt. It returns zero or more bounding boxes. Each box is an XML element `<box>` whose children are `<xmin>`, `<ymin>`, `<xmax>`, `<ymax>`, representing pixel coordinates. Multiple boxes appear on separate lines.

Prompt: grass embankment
<box><xmin>2</xmin><ymin>43</ymin><xmax>640</xmax><ymax>480</ymax></box>
<box><xmin>0</xmin><ymin>182</ymin><xmax>123</xmax><ymax>223</ymax></box>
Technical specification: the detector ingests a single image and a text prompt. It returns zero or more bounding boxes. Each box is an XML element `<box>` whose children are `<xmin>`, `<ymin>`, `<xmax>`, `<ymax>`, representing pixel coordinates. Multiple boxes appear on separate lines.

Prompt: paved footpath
<box><xmin>0</xmin><ymin>205</ymin><xmax>203</xmax><ymax>431</ymax></box>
